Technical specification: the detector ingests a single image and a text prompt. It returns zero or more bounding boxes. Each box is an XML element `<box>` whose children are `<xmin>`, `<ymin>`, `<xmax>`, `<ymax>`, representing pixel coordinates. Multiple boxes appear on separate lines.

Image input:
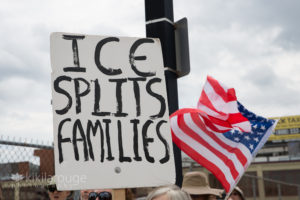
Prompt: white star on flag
<box><xmin>244</xmin><ymin>135</ymin><xmax>250</xmax><ymax>140</ymax></box>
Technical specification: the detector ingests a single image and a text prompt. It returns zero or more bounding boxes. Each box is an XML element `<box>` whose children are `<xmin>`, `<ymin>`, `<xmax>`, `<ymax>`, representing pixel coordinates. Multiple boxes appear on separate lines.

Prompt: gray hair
<box><xmin>146</xmin><ymin>185</ymin><xmax>192</xmax><ymax>200</ymax></box>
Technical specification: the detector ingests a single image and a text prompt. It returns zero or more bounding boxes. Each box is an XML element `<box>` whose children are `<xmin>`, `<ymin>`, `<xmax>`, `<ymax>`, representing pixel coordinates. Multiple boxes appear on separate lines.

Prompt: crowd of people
<box><xmin>0</xmin><ymin>171</ymin><xmax>245</xmax><ymax>200</ymax></box>
<box><xmin>146</xmin><ymin>171</ymin><xmax>245</xmax><ymax>200</ymax></box>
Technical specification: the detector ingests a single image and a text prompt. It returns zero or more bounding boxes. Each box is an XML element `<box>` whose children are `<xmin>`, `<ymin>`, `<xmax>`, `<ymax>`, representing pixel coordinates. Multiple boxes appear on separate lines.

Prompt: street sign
<box><xmin>270</xmin><ymin>115</ymin><xmax>300</xmax><ymax>130</ymax></box>
<box><xmin>175</xmin><ymin>18</ymin><xmax>190</xmax><ymax>78</ymax></box>
<box><xmin>50</xmin><ymin>32</ymin><xmax>175</xmax><ymax>190</ymax></box>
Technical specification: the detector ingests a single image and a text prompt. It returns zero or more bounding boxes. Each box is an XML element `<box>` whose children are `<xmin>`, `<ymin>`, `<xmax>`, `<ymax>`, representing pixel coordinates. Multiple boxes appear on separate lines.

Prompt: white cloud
<box><xmin>177</xmin><ymin>2</ymin><xmax>300</xmax><ymax>119</ymax></box>
<box><xmin>0</xmin><ymin>0</ymin><xmax>300</xmax><ymax>142</ymax></box>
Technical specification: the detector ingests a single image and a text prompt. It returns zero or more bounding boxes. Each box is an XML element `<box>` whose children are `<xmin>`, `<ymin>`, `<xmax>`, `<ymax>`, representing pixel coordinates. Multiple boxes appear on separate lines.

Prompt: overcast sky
<box><xmin>1</xmin><ymin>0</ymin><xmax>300</xmax><ymax>141</ymax></box>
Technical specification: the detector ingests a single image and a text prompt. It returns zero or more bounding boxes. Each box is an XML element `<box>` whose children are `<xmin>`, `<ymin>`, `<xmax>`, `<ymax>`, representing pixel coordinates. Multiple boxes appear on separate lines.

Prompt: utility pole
<box><xmin>145</xmin><ymin>0</ymin><xmax>183</xmax><ymax>186</ymax></box>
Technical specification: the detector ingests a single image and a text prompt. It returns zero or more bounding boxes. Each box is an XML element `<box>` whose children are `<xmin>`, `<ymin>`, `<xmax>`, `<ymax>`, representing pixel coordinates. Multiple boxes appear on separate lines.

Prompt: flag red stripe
<box><xmin>201</xmin><ymin>115</ymin><xmax>230</xmax><ymax>133</ymax></box>
<box><xmin>171</xmin><ymin>129</ymin><xmax>231</xmax><ymax>192</ymax></box>
<box><xmin>177</xmin><ymin>114</ymin><xmax>239</xmax><ymax>179</ymax></box>
<box><xmin>171</xmin><ymin>109</ymin><xmax>248</xmax><ymax>166</ymax></box>
<box><xmin>228</xmin><ymin>113</ymin><xmax>249</xmax><ymax>124</ymax></box>
<box><xmin>198</xmin><ymin>90</ymin><xmax>227</xmax><ymax>116</ymax></box>
<box><xmin>169</xmin><ymin>76</ymin><xmax>273</xmax><ymax>195</ymax></box>
<box><xmin>207</xmin><ymin>76</ymin><xmax>237</xmax><ymax>102</ymax></box>
<box><xmin>191</xmin><ymin>113</ymin><xmax>248</xmax><ymax>166</ymax></box>
<box><xmin>205</xmin><ymin>115</ymin><xmax>232</xmax><ymax>128</ymax></box>
<box><xmin>197</xmin><ymin>76</ymin><xmax>252</xmax><ymax>133</ymax></box>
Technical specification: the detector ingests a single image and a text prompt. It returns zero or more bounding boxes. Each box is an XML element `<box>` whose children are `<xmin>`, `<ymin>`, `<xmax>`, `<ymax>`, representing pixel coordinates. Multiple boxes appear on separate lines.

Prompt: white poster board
<box><xmin>50</xmin><ymin>32</ymin><xmax>175</xmax><ymax>190</ymax></box>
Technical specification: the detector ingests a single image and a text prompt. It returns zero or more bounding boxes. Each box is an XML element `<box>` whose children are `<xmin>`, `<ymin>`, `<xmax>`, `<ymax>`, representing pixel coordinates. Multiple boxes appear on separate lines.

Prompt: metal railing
<box><xmin>0</xmin><ymin>136</ymin><xmax>54</xmax><ymax>200</ymax></box>
<box><xmin>244</xmin><ymin>173</ymin><xmax>300</xmax><ymax>200</ymax></box>
<box><xmin>183</xmin><ymin>158</ymin><xmax>300</xmax><ymax>200</ymax></box>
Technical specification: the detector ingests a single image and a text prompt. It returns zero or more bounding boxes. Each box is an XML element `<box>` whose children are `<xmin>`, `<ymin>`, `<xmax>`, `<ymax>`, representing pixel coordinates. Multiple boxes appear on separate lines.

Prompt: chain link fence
<box><xmin>0</xmin><ymin>136</ymin><xmax>60</xmax><ymax>200</ymax></box>
<box><xmin>0</xmin><ymin>136</ymin><xmax>151</xmax><ymax>200</ymax></box>
<box><xmin>1</xmin><ymin>135</ymin><xmax>300</xmax><ymax>200</ymax></box>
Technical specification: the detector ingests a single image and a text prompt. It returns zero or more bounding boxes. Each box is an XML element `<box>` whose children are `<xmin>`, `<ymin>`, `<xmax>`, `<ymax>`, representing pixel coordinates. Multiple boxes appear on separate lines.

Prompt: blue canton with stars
<box><xmin>223</xmin><ymin>102</ymin><xmax>275</xmax><ymax>154</ymax></box>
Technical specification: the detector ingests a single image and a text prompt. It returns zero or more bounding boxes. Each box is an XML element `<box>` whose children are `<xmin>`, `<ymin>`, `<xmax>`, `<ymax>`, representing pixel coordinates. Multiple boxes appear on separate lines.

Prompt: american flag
<box><xmin>170</xmin><ymin>76</ymin><xmax>277</xmax><ymax>193</ymax></box>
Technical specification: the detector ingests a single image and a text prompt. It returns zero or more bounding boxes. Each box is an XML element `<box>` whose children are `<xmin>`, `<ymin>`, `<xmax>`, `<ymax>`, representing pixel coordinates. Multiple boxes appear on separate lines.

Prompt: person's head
<box><xmin>146</xmin><ymin>185</ymin><xmax>191</xmax><ymax>200</ymax></box>
<box><xmin>228</xmin><ymin>187</ymin><xmax>245</xmax><ymax>200</ymax></box>
<box><xmin>182</xmin><ymin>172</ymin><xmax>223</xmax><ymax>200</ymax></box>
<box><xmin>81</xmin><ymin>189</ymin><xmax>113</xmax><ymax>200</ymax></box>
<box><xmin>46</xmin><ymin>184</ymin><xmax>73</xmax><ymax>200</ymax></box>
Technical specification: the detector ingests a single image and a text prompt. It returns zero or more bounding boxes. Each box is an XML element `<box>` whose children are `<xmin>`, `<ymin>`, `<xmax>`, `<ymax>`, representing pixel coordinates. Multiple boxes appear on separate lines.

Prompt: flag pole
<box><xmin>144</xmin><ymin>0</ymin><xmax>183</xmax><ymax>186</ymax></box>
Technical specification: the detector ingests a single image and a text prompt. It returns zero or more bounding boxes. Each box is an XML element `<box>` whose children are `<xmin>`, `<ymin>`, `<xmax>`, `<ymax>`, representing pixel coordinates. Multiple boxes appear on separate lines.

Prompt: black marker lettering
<box><xmin>103</xmin><ymin>119</ymin><xmax>114</xmax><ymax>161</ymax></box>
<box><xmin>109</xmin><ymin>78</ymin><xmax>128</xmax><ymax>117</ymax></box>
<box><xmin>118</xmin><ymin>120</ymin><xmax>131</xmax><ymax>162</ymax></box>
<box><xmin>58</xmin><ymin>118</ymin><xmax>72</xmax><ymax>163</ymax></box>
<box><xmin>74</xmin><ymin>78</ymin><xmax>90</xmax><ymax>114</ymax></box>
<box><xmin>129</xmin><ymin>39</ymin><xmax>156</xmax><ymax>77</ymax></box>
<box><xmin>92</xmin><ymin>79</ymin><xmax>110</xmax><ymax>116</ymax></box>
<box><xmin>54</xmin><ymin>76</ymin><xmax>72</xmax><ymax>115</ymax></box>
<box><xmin>131</xmin><ymin>119</ymin><xmax>142</xmax><ymax>161</ymax></box>
<box><xmin>128</xmin><ymin>77</ymin><xmax>146</xmax><ymax>117</ymax></box>
<box><xmin>146</xmin><ymin>78</ymin><xmax>166</xmax><ymax>119</ymax></box>
<box><xmin>156</xmin><ymin>120</ymin><xmax>170</xmax><ymax>164</ymax></box>
<box><xmin>142</xmin><ymin>120</ymin><xmax>155</xmax><ymax>163</ymax></box>
<box><xmin>94</xmin><ymin>37</ymin><xmax>122</xmax><ymax>75</ymax></box>
<box><xmin>62</xmin><ymin>35</ymin><xmax>86</xmax><ymax>72</ymax></box>
<box><xmin>72</xmin><ymin>119</ymin><xmax>88</xmax><ymax>161</ymax></box>
<box><xmin>86</xmin><ymin>120</ymin><xmax>104</xmax><ymax>161</ymax></box>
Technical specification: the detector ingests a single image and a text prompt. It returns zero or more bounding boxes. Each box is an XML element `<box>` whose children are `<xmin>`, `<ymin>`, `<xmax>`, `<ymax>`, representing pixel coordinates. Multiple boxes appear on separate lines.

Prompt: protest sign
<box><xmin>50</xmin><ymin>32</ymin><xmax>175</xmax><ymax>190</ymax></box>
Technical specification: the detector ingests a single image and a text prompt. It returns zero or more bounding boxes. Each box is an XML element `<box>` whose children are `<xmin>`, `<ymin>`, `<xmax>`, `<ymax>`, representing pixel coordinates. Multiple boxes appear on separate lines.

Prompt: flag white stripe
<box><xmin>197</xmin><ymin>104</ymin><xmax>228</xmax><ymax>120</ymax></box>
<box><xmin>197</xmin><ymin>115</ymin><xmax>230</xmax><ymax>134</ymax></box>
<box><xmin>214</xmin><ymin>124</ymin><xmax>232</xmax><ymax>131</ymax></box>
<box><xmin>232</xmin><ymin>121</ymin><xmax>251</xmax><ymax>132</ymax></box>
<box><xmin>170</xmin><ymin>76</ymin><xmax>277</xmax><ymax>194</ymax></box>
<box><xmin>203</xmin><ymin>81</ymin><xmax>239</xmax><ymax>114</ymax></box>
<box><xmin>217</xmin><ymin>80</ymin><xmax>230</xmax><ymax>92</ymax></box>
<box><xmin>171</xmin><ymin>116</ymin><xmax>235</xmax><ymax>185</ymax></box>
<box><xmin>204</xmin><ymin>125</ymin><xmax>252</xmax><ymax>165</ymax></box>
<box><xmin>215</xmin><ymin>133</ymin><xmax>252</xmax><ymax>165</ymax></box>
<box><xmin>199</xmin><ymin>114</ymin><xmax>231</xmax><ymax>131</ymax></box>
<box><xmin>184</xmin><ymin>114</ymin><xmax>245</xmax><ymax>175</ymax></box>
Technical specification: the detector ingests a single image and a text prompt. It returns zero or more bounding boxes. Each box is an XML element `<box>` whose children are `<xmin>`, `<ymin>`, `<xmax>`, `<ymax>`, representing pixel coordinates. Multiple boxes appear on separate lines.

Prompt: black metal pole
<box><xmin>145</xmin><ymin>0</ymin><xmax>183</xmax><ymax>187</ymax></box>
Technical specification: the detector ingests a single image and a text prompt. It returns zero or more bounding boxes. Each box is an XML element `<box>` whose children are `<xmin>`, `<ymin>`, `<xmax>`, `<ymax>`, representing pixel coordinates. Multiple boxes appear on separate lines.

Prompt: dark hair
<box><xmin>46</xmin><ymin>184</ymin><xmax>74</xmax><ymax>200</ymax></box>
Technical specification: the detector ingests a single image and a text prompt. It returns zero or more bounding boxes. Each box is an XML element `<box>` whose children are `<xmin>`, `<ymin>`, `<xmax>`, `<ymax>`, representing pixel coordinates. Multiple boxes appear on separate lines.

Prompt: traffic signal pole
<box><xmin>145</xmin><ymin>0</ymin><xmax>183</xmax><ymax>186</ymax></box>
